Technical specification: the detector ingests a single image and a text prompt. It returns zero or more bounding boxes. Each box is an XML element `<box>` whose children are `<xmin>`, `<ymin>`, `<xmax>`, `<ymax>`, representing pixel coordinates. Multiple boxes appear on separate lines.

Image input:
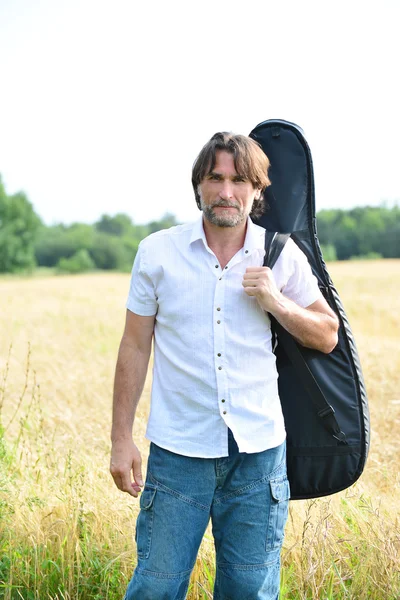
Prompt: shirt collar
<box><xmin>189</xmin><ymin>214</ymin><xmax>207</xmax><ymax>246</ymax></box>
<box><xmin>189</xmin><ymin>214</ymin><xmax>265</xmax><ymax>254</ymax></box>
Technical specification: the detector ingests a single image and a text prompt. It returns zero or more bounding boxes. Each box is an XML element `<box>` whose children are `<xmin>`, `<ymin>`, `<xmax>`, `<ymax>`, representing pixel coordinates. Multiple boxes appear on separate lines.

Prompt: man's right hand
<box><xmin>110</xmin><ymin>439</ymin><xmax>144</xmax><ymax>498</ymax></box>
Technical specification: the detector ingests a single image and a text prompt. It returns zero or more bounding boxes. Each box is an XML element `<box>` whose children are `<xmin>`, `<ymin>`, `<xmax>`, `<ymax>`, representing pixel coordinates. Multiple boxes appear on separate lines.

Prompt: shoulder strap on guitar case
<box><xmin>252</xmin><ymin>120</ymin><xmax>370</xmax><ymax>500</ymax></box>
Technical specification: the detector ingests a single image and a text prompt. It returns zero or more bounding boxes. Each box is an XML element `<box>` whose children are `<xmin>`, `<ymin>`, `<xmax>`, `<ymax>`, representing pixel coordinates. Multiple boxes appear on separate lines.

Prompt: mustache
<box><xmin>211</xmin><ymin>201</ymin><xmax>240</xmax><ymax>209</ymax></box>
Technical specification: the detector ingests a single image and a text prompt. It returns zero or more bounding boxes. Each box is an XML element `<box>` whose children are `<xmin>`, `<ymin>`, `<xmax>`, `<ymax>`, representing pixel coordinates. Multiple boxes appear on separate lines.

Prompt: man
<box><xmin>110</xmin><ymin>132</ymin><xmax>339</xmax><ymax>600</ymax></box>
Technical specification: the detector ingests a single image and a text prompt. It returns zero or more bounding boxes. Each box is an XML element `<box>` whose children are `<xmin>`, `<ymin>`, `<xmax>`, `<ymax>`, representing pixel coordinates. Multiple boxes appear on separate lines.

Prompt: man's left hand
<box><xmin>242</xmin><ymin>267</ymin><xmax>282</xmax><ymax>312</ymax></box>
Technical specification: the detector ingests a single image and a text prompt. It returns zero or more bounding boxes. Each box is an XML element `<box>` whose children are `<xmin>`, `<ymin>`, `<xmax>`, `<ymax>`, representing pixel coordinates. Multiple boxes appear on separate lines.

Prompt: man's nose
<box><xmin>219</xmin><ymin>180</ymin><xmax>234</xmax><ymax>199</ymax></box>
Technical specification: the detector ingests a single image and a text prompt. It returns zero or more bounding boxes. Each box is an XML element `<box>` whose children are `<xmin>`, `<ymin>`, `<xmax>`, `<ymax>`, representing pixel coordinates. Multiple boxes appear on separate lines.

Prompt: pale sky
<box><xmin>0</xmin><ymin>0</ymin><xmax>399</xmax><ymax>226</ymax></box>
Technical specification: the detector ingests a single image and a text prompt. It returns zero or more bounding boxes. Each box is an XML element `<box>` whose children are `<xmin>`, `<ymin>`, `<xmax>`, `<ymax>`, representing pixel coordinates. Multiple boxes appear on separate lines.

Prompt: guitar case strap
<box><xmin>264</xmin><ymin>231</ymin><xmax>347</xmax><ymax>444</ymax></box>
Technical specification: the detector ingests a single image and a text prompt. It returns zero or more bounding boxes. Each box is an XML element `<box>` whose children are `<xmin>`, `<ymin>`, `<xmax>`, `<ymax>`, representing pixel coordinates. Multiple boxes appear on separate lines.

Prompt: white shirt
<box><xmin>126</xmin><ymin>215</ymin><xmax>322</xmax><ymax>458</ymax></box>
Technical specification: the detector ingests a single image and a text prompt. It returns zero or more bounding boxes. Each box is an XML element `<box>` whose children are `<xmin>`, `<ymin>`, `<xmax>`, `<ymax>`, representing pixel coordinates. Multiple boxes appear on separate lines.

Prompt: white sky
<box><xmin>0</xmin><ymin>0</ymin><xmax>399</xmax><ymax>226</ymax></box>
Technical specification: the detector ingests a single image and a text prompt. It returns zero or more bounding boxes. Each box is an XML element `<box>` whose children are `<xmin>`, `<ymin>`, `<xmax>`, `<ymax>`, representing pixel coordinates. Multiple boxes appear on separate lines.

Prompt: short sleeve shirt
<box><xmin>126</xmin><ymin>215</ymin><xmax>322</xmax><ymax>458</ymax></box>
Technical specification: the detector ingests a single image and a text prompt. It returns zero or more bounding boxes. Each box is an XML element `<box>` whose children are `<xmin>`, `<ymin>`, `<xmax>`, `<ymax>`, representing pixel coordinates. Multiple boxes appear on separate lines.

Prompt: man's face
<box><xmin>197</xmin><ymin>151</ymin><xmax>261</xmax><ymax>228</ymax></box>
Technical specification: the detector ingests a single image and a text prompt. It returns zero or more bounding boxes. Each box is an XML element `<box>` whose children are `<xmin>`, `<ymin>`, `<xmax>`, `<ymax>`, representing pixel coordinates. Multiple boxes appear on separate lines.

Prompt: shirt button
<box><xmin>217</xmin><ymin>353</ymin><xmax>221</xmax><ymax>357</ymax></box>
<box><xmin>217</xmin><ymin>320</ymin><xmax>221</xmax><ymax>324</ymax></box>
<box><xmin>224</xmin><ymin>266</ymin><xmax>228</xmax><ymax>270</ymax></box>
<box><xmin>216</xmin><ymin>307</ymin><xmax>221</xmax><ymax>311</ymax></box>
<box><xmin>215</xmin><ymin>264</ymin><xmax>219</xmax><ymax>268</ymax></box>
<box><xmin>223</xmin><ymin>411</ymin><xmax>227</xmax><ymax>415</ymax></box>
<box><xmin>218</xmin><ymin>366</ymin><xmax>222</xmax><ymax>370</ymax></box>
<box><xmin>219</xmin><ymin>277</ymin><xmax>222</xmax><ymax>281</ymax></box>
<box><xmin>221</xmin><ymin>399</ymin><xmax>225</xmax><ymax>403</ymax></box>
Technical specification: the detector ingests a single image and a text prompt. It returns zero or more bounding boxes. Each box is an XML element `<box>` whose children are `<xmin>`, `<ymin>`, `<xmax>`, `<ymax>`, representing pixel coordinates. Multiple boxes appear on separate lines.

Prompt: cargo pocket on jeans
<box><xmin>135</xmin><ymin>485</ymin><xmax>157</xmax><ymax>559</ymax></box>
<box><xmin>266</xmin><ymin>478</ymin><xmax>290</xmax><ymax>552</ymax></box>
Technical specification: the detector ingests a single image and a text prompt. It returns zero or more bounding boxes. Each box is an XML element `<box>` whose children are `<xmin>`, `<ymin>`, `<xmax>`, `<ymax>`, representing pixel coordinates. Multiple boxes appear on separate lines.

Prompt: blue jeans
<box><xmin>124</xmin><ymin>432</ymin><xmax>289</xmax><ymax>600</ymax></box>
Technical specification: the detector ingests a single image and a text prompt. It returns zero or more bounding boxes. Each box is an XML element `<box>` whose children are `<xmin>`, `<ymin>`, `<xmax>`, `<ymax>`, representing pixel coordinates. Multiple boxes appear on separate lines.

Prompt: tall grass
<box><xmin>1</xmin><ymin>262</ymin><xmax>399</xmax><ymax>599</ymax></box>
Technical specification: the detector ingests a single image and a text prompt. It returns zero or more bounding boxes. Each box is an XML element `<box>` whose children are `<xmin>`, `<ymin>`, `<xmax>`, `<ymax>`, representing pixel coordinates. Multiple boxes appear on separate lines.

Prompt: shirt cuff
<box><xmin>288</xmin><ymin>288</ymin><xmax>323</xmax><ymax>309</ymax></box>
<box><xmin>126</xmin><ymin>298</ymin><xmax>157</xmax><ymax>316</ymax></box>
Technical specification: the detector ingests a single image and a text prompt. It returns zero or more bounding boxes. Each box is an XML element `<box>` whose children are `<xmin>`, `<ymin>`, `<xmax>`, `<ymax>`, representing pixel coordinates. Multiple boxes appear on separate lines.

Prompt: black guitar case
<box><xmin>249</xmin><ymin>119</ymin><xmax>370</xmax><ymax>499</ymax></box>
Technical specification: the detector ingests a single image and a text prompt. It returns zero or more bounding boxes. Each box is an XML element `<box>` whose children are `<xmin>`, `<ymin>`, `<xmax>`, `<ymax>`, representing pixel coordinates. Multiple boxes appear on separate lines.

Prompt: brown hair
<box><xmin>192</xmin><ymin>132</ymin><xmax>271</xmax><ymax>219</ymax></box>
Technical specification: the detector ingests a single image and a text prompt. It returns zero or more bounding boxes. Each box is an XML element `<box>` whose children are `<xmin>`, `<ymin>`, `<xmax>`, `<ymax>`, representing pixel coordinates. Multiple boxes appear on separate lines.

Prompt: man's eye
<box><xmin>234</xmin><ymin>177</ymin><xmax>246</xmax><ymax>183</ymax></box>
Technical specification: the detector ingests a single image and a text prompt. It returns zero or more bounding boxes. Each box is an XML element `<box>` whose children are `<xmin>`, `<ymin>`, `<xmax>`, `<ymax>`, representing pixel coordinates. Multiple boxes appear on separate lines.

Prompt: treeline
<box><xmin>0</xmin><ymin>175</ymin><xmax>399</xmax><ymax>274</ymax></box>
<box><xmin>34</xmin><ymin>212</ymin><xmax>178</xmax><ymax>274</ymax></box>
<box><xmin>0</xmin><ymin>175</ymin><xmax>177</xmax><ymax>274</ymax></box>
<box><xmin>317</xmin><ymin>206</ymin><xmax>400</xmax><ymax>261</ymax></box>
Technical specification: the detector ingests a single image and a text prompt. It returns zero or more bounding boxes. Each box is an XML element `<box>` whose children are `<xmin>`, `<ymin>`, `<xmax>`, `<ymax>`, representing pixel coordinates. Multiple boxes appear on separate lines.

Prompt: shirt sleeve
<box><xmin>126</xmin><ymin>242</ymin><xmax>158</xmax><ymax>316</ymax></box>
<box><xmin>273</xmin><ymin>238</ymin><xmax>323</xmax><ymax>308</ymax></box>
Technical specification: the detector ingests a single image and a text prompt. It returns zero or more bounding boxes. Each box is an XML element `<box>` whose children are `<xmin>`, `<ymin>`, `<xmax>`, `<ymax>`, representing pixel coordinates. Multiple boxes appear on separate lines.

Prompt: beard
<box><xmin>201</xmin><ymin>201</ymin><xmax>247</xmax><ymax>228</ymax></box>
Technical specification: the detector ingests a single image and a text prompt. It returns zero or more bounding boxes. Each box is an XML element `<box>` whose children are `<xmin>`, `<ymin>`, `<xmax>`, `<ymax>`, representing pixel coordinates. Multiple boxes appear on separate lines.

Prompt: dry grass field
<box><xmin>0</xmin><ymin>259</ymin><xmax>399</xmax><ymax>599</ymax></box>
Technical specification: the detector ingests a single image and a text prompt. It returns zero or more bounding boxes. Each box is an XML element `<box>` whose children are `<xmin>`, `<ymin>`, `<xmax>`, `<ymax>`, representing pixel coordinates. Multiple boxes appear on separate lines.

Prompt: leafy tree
<box><xmin>353</xmin><ymin>207</ymin><xmax>385</xmax><ymax>256</ymax></box>
<box><xmin>120</xmin><ymin>236</ymin><xmax>140</xmax><ymax>272</ymax></box>
<box><xmin>335</xmin><ymin>213</ymin><xmax>358</xmax><ymax>259</ymax></box>
<box><xmin>57</xmin><ymin>249</ymin><xmax>96</xmax><ymax>274</ymax></box>
<box><xmin>318</xmin><ymin>205</ymin><xmax>400</xmax><ymax>260</ymax></box>
<box><xmin>148</xmin><ymin>212</ymin><xmax>178</xmax><ymax>234</ymax></box>
<box><xmin>315</xmin><ymin>209</ymin><xmax>338</xmax><ymax>245</ymax></box>
<box><xmin>373</xmin><ymin>206</ymin><xmax>400</xmax><ymax>258</ymax></box>
<box><xmin>95</xmin><ymin>213</ymin><xmax>134</xmax><ymax>237</ymax></box>
<box><xmin>89</xmin><ymin>232</ymin><xmax>133</xmax><ymax>271</ymax></box>
<box><xmin>320</xmin><ymin>244</ymin><xmax>337</xmax><ymax>262</ymax></box>
<box><xmin>35</xmin><ymin>223</ymin><xmax>94</xmax><ymax>267</ymax></box>
<box><xmin>0</xmin><ymin>176</ymin><xmax>42</xmax><ymax>273</ymax></box>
